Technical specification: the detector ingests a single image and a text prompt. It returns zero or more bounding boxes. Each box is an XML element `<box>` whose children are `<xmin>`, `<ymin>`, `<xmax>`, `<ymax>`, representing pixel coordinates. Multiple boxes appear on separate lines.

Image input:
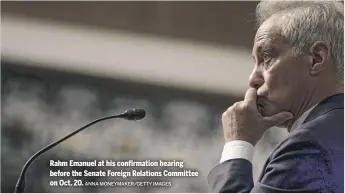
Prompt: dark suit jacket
<box><xmin>208</xmin><ymin>93</ymin><xmax>344</xmax><ymax>193</ymax></box>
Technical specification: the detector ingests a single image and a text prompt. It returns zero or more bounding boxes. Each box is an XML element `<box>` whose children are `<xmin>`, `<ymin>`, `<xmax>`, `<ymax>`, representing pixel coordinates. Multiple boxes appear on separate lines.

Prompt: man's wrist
<box><xmin>225</xmin><ymin>136</ymin><xmax>259</xmax><ymax>146</ymax></box>
<box><xmin>220</xmin><ymin>140</ymin><xmax>255</xmax><ymax>164</ymax></box>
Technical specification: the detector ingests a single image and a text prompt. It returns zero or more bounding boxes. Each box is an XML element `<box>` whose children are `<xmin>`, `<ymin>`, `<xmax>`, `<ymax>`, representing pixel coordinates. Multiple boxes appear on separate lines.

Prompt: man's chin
<box><xmin>261</xmin><ymin>109</ymin><xmax>293</xmax><ymax>128</ymax></box>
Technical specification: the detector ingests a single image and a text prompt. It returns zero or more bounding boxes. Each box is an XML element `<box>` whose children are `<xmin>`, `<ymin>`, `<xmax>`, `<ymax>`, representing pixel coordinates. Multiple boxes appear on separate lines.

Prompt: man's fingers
<box><xmin>264</xmin><ymin>112</ymin><xmax>293</xmax><ymax>126</ymax></box>
<box><xmin>244</xmin><ymin>88</ymin><xmax>257</xmax><ymax>105</ymax></box>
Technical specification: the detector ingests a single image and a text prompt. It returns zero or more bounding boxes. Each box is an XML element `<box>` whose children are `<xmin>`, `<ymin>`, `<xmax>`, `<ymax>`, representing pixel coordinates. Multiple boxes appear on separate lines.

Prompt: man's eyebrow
<box><xmin>255</xmin><ymin>44</ymin><xmax>276</xmax><ymax>56</ymax></box>
<box><xmin>252</xmin><ymin>45</ymin><xmax>262</xmax><ymax>57</ymax></box>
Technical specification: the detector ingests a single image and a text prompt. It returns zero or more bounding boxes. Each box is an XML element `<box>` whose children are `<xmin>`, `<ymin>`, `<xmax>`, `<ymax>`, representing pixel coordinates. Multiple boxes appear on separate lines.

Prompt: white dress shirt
<box><xmin>220</xmin><ymin>105</ymin><xmax>317</xmax><ymax>164</ymax></box>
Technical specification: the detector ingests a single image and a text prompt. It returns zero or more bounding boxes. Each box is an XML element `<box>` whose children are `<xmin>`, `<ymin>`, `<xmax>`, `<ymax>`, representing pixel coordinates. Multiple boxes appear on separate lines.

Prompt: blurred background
<box><xmin>1</xmin><ymin>1</ymin><xmax>289</xmax><ymax>192</ymax></box>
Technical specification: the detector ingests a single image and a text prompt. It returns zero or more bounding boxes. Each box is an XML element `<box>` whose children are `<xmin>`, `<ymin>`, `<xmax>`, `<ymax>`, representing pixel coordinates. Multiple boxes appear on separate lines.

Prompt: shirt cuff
<box><xmin>220</xmin><ymin>140</ymin><xmax>254</xmax><ymax>164</ymax></box>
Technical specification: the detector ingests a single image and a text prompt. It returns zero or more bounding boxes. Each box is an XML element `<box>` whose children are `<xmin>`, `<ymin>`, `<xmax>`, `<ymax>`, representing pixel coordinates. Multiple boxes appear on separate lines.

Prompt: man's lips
<box><xmin>257</xmin><ymin>104</ymin><xmax>264</xmax><ymax>115</ymax></box>
<box><xmin>256</xmin><ymin>97</ymin><xmax>266</xmax><ymax>115</ymax></box>
<box><xmin>256</xmin><ymin>99</ymin><xmax>265</xmax><ymax>108</ymax></box>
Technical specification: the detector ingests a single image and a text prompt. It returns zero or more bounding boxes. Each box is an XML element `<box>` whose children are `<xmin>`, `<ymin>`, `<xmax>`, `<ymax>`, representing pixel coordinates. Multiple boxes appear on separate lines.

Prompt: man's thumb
<box><xmin>264</xmin><ymin>112</ymin><xmax>293</xmax><ymax>126</ymax></box>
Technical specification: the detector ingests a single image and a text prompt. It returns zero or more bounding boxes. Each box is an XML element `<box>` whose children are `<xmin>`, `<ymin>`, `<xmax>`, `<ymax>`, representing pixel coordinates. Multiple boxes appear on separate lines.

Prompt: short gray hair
<box><xmin>256</xmin><ymin>1</ymin><xmax>344</xmax><ymax>84</ymax></box>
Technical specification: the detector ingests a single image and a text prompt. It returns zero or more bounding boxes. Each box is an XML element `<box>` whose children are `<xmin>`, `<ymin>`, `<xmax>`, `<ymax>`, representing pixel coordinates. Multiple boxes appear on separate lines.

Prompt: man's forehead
<box><xmin>255</xmin><ymin>18</ymin><xmax>281</xmax><ymax>40</ymax></box>
<box><xmin>255</xmin><ymin>13</ymin><xmax>292</xmax><ymax>41</ymax></box>
<box><xmin>252</xmin><ymin>31</ymin><xmax>276</xmax><ymax>55</ymax></box>
<box><xmin>253</xmin><ymin>17</ymin><xmax>285</xmax><ymax>53</ymax></box>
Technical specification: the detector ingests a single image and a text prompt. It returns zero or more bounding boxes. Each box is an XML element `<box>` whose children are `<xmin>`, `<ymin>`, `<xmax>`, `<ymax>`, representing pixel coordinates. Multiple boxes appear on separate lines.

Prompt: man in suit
<box><xmin>208</xmin><ymin>1</ymin><xmax>344</xmax><ymax>192</ymax></box>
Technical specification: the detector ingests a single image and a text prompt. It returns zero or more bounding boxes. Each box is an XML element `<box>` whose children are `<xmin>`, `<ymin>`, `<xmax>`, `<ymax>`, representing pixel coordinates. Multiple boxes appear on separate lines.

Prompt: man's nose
<box><xmin>248</xmin><ymin>68</ymin><xmax>264</xmax><ymax>89</ymax></box>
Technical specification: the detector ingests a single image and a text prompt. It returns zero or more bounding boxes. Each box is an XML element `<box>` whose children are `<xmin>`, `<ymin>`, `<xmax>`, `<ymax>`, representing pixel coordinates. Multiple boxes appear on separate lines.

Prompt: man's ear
<box><xmin>309</xmin><ymin>41</ymin><xmax>330</xmax><ymax>76</ymax></box>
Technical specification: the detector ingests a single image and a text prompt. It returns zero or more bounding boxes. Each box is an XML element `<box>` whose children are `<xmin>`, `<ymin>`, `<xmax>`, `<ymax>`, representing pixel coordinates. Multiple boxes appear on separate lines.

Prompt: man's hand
<box><xmin>222</xmin><ymin>88</ymin><xmax>293</xmax><ymax>146</ymax></box>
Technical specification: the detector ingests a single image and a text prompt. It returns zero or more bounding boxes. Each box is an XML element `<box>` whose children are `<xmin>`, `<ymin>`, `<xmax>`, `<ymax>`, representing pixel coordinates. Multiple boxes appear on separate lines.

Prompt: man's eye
<box><xmin>263</xmin><ymin>53</ymin><xmax>271</xmax><ymax>62</ymax></box>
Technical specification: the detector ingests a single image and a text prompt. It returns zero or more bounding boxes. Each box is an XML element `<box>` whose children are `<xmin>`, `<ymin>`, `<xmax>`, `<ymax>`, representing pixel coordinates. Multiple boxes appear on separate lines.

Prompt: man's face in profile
<box><xmin>250</xmin><ymin>16</ymin><xmax>311</xmax><ymax>128</ymax></box>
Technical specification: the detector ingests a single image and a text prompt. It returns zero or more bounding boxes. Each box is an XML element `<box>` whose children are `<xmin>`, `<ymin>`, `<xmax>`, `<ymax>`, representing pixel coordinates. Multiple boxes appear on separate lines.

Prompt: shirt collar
<box><xmin>289</xmin><ymin>104</ymin><xmax>318</xmax><ymax>132</ymax></box>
